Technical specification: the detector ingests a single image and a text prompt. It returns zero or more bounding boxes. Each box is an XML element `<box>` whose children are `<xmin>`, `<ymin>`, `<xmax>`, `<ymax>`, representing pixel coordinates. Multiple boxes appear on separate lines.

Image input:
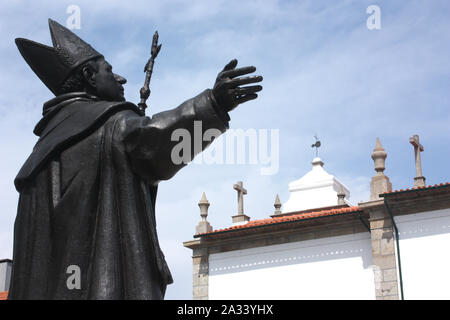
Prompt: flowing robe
<box><xmin>8</xmin><ymin>90</ymin><xmax>229</xmax><ymax>299</ymax></box>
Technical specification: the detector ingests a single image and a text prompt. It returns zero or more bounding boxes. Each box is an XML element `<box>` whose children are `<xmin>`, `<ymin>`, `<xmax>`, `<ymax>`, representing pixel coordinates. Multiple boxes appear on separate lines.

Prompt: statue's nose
<box><xmin>114</xmin><ymin>74</ymin><xmax>127</xmax><ymax>85</ymax></box>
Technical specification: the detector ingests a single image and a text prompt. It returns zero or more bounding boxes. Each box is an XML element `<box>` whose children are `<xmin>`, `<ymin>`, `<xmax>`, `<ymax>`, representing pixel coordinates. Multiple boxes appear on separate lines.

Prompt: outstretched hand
<box><xmin>212</xmin><ymin>59</ymin><xmax>263</xmax><ymax>112</ymax></box>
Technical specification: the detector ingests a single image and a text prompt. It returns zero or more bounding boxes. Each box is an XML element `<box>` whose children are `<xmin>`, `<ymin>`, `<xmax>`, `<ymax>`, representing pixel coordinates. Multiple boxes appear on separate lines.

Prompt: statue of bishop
<box><xmin>8</xmin><ymin>19</ymin><xmax>262</xmax><ymax>300</ymax></box>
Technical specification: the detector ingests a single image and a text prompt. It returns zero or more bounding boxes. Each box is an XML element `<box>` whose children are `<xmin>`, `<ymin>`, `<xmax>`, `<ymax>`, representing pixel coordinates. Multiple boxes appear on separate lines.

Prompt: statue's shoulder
<box><xmin>104</xmin><ymin>102</ymin><xmax>148</xmax><ymax>139</ymax></box>
<box><xmin>81</xmin><ymin>99</ymin><xmax>143</xmax><ymax>128</ymax></box>
<box><xmin>104</xmin><ymin>101</ymin><xmax>144</xmax><ymax>122</ymax></box>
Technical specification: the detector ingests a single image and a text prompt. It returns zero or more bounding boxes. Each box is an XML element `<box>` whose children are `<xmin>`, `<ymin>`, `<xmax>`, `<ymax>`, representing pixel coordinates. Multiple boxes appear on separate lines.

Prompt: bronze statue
<box><xmin>9</xmin><ymin>19</ymin><xmax>262</xmax><ymax>299</ymax></box>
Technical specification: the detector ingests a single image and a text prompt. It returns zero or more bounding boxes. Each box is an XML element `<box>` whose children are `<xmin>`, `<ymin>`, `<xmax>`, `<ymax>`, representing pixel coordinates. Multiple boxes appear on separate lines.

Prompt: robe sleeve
<box><xmin>121</xmin><ymin>89</ymin><xmax>230</xmax><ymax>185</ymax></box>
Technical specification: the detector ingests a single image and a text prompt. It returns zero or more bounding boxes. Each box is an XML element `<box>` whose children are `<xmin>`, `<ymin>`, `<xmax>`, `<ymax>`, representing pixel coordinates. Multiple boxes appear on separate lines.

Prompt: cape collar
<box><xmin>43</xmin><ymin>92</ymin><xmax>98</xmax><ymax>114</ymax></box>
<box><xmin>35</xmin><ymin>92</ymin><xmax>99</xmax><ymax>136</ymax></box>
<box><xmin>16</xmin><ymin>95</ymin><xmax>142</xmax><ymax>192</ymax></box>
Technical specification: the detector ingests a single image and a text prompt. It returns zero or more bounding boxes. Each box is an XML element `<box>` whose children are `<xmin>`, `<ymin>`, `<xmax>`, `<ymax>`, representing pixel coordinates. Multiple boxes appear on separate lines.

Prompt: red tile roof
<box><xmin>0</xmin><ymin>291</ymin><xmax>8</xmax><ymax>300</ymax></box>
<box><xmin>381</xmin><ymin>182</ymin><xmax>450</xmax><ymax>196</ymax></box>
<box><xmin>196</xmin><ymin>206</ymin><xmax>362</xmax><ymax>237</ymax></box>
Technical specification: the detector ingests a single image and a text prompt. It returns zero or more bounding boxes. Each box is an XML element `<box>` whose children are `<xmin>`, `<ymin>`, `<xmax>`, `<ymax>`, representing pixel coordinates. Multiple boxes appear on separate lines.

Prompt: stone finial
<box><xmin>337</xmin><ymin>186</ymin><xmax>346</xmax><ymax>205</ymax></box>
<box><xmin>274</xmin><ymin>194</ymin><xmax>282</xmax><ymax>215</ymax></box>
<box><xmin>372</xmin><ymin>138</ymin><xmax>387</xmax><ymax>175</ymax></box>
<box><xmin>232</xmin><ymin>181</ymin><xmax>250</xmax><ymax>225</ymax></box>
<box><xmin>370</xmin><ymin>138</ymin><xmax>392</xmax><ymax>200</ymax></box>
<box><xmin>409</xmin><ymin>134</ymin><xmax>426</xmax><ymax>187</ymax></box>
<box><xmin>196</xmin><ymin>192</ymin><xmax>213</xmax><ymax>235</ymax></box>
<box><xmin>198</xmin><ymin>192</ymin><xmax>209</xmax><ymax>217</ymax></box>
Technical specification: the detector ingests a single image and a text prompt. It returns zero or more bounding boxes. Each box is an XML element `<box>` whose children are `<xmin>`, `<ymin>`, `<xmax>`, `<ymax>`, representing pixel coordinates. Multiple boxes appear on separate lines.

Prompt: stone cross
<box><xmin>409</xmin><ymin>134</ymin><xmax>426</xmax><ymax>187</ymax></box>
<box><xmin>233</xmin><ymin>181</ymin><xmax>247</xmax><ymax>215</ymax></box>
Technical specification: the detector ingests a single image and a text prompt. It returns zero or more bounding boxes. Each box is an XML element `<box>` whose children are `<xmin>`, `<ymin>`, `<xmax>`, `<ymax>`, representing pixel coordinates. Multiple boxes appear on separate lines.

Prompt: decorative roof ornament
<box><xmin>370</xmin><ymin>138</ymin><xmax>392</xmax><ymax>200</ymax></box>
<box><xmin>337</xmin><ymin>186</ymin><xmax>346</xmax><ymax>205</ymax></box>
<box><xmin>409</xmin><ymin>134</ymin><xmax>426</xmax><ymax>187</ymax></box>
<box><xmin>371</xmin><ymin>137</ymin><xmax>387</xmax><ymax>175</ymax></box>
<box><xmin>282</xmin><ymin>157</ymin><xmax>350</xmax><ymax>213</ymax></box>
<box><xmin>196</xmin><ymin>192</ymin><xmax>213</xmax><ymax>235</ymax></box>
<box><xmin>311</xmin><ymin>134</ymin><xmax>321</xmax><ymax>158</ymax></box>
<box><xmin>233</xmin><ymin>181</ymin><xmax>247</xmax><ymax>216</ymax></box>
<box><xmin>273</xmin><ymin>194</ymin><xmax>282</xmax><ymax>215</ymax></box>
<box><xmin>232</xmin><ymin>181</ymin><xmax>250</xmax><ymax>225</ymax></box>
<box><xmin>15</xmin><ymin>19</ymin><xmax>103</xmax><ymax>95</ymax></box>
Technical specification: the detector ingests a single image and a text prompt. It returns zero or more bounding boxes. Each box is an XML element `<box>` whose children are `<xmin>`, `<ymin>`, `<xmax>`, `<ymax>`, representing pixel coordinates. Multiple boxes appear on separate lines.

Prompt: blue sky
<box><xmin>0</xmin><ymin>0</ymin><xmax>449</xmax><ymax>299</ymax></box>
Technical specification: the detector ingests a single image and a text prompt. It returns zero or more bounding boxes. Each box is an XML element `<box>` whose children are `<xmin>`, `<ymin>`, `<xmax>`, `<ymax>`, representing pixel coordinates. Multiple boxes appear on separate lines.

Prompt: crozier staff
<box><xmin>138</xmin><ymin>31</ymin><xmax>161</xmax><ymax>114</ymax></box>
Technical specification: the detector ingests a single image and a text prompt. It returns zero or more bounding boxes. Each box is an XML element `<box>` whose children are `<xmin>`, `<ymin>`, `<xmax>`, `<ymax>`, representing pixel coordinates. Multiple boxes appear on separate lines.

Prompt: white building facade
<box><xmin>208</xmin><ymin>232</ymin><xmax>375</xmax><ymax>300</ymax></box>
<box><xmin>184</xmin><ymin>138</ymin><xmax>450</xmax><ymax>300</ymax></box>
<box><xmin>397</xmin><ymin>208</ymin><xmax>450</xmax><ymax>299</ymax></box>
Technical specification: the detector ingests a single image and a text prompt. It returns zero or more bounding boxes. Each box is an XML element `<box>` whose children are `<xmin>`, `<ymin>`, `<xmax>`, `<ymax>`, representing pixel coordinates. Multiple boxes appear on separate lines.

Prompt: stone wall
<box><xmin>185</xmin><ymin>189</ymin><xmax>450</xmax><ymax>300</ymax></box>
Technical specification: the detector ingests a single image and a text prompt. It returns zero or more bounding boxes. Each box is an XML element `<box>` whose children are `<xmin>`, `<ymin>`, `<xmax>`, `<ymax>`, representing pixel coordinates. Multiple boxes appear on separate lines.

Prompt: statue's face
<box><xmin>92</xmin><ymin>58</ymin><xmax>127</xmax><ymax>102</ymax></box>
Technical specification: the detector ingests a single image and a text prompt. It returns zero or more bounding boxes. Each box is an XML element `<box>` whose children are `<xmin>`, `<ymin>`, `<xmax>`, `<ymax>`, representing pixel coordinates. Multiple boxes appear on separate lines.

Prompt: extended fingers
<box><xmin>222</xmin><ymin>59</ymin><xmax>238</xmax><ymax>72</ymax></box>
<box><xmin>221</xmin><ymin>66</ymin><xmax>256</xmax><ymax>79</ymax></box>
<box><xmin>235</xmin><ymin>93</ymin><xmax>258</xmax><ymax>104</ymax></box>
<box><xmin>228</xmin><ymin>75</ymin><xmax>263</xmax><ymax>87</ymax></box>
<box><xmin>234</xmin><ymin>85</ymin><xmax>263</xmax><ymax>95</ymax></box>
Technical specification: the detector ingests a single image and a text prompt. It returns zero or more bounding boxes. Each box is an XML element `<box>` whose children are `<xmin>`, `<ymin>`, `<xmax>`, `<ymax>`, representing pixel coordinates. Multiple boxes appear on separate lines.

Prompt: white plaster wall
<box><xmin>396</xmin><ymin>208</ymin><xmax>450</xmax><ymax>300</ymax></box>
<box><xmin>283</xmin><ymin>185</ymin><xmax>339</xmax><ymax>213</ymax></box>
<box><xmin>0</xmin><ymin>261</ymin><xmax>12</xmax><ymax>291</ymax></box>
<box><xmin>209</xmin><ymin>233</ymin><xmax>375</xmax><ymax>300</ymax></box>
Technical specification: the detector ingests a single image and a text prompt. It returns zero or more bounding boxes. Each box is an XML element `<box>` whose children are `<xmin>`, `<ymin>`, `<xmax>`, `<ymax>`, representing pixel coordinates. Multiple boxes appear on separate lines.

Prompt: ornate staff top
<box><xmin>138</xmin><ymin>31</ymin><xmax>162</xmax><ymax>114</ymax></box>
